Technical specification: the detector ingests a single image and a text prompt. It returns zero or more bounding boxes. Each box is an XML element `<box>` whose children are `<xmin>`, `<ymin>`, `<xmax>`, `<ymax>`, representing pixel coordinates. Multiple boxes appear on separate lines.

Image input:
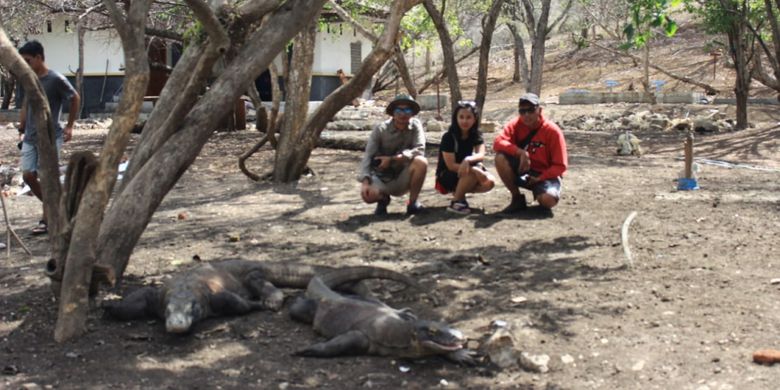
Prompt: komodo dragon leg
<box><xmin>445</xmin><ymin>348</ymin><xmax>480</xmax><ymax>366</ymax></box>
<box><xmin>242</xmin><ymin>270</ymin><xmax>285</xmax><ymax>310</ymax></box>
<box><xmin>294</xmin><ymin>330</ymin><xmax>371</xmax><ymax>357</ymax></box>
<box><xmin>103</xmin><ymin>287</ymin><xmax>161</xmax><ymax>320</ymax></box>
<box><xmin>288</xmin><ymin>296</ymin><xmax>317</xmax><ymax>323</ymax></box>
<box><xmin>208</xmin><ymin>290</ymin><xmax>267</xmax><ymax>315</ymax></box>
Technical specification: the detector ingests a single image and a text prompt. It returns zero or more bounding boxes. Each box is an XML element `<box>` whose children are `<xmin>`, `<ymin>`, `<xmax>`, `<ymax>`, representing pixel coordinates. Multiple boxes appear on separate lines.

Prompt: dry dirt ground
<box><xmin>2</xmin><ymin>35</ymin><xmax>780</xmax><ymax>390</ymax></box>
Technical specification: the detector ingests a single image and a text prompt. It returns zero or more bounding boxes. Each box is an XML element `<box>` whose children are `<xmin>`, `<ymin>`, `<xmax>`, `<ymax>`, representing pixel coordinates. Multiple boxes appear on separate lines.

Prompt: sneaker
<box><xmin>447</xmin><ymin>200</ymin><xmax>471</xmax><ymax>215</ymax></box>
<box><xmin>32</xmin><ymin>220</ymin><xmax>48</xmax><ymax>235</ymax></box>
<box><xmin>406</xmin><ymin>200</ymin><xmax>425</xmax><ymax>215</ymax></box>
<box><xmin>374</xmin><ymin>196</ymin><xmax>390</xmax><ymax>216</ymax></box>
<box><xmin>500</xmin><ymin>194</ymin><xmax>527</xmax><ymax>214</ymax></box>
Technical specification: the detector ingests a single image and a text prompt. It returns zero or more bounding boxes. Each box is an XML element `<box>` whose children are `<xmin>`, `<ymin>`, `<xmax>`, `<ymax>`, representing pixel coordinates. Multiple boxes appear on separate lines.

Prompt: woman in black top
<box><xmin>435</xmin><ymin>101</ymin><xmax>495</xmax><ymax>214</ymax></box>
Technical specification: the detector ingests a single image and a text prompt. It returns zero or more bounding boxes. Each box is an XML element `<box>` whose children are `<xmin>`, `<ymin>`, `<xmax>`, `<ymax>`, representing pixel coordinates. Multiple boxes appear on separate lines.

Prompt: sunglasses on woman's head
<box><xmin>394</xmin><ymin>107</ymin><xmax>415</xmax><ymax>115</ymax></box>
<box><xmin>457</xmin><ymin>100</ymin><xmax>477</xmax><ymax>108</ymax></box>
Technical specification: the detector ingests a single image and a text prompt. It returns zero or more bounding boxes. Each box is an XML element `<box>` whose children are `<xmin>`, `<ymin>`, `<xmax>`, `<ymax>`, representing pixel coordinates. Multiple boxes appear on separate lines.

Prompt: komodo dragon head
<box><xmin>411</xmin><ymin>318</ymin><xmax>467</xmax><ymax>355</ymax></box>
<box><xmin>164</xmin><ymin>290</ymin><xmax>205</xmax><ymax>333</ymax></box>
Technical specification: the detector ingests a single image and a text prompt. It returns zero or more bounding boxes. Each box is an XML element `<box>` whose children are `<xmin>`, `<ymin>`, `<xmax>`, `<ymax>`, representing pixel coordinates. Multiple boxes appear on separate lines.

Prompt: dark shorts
<box><xmin>435</xmin><ymin>164</ymin><xmax>488</xmax><ymax>194</ymax></box>
<box><xmin>502</xmin><ymin>154</ymin><xmax>562</xmax><ymax>200</ymax></box>
<box><xmin>435</xmin><ymin>171</ymin><xmax>458</xmax><ymax>194</ymax></box>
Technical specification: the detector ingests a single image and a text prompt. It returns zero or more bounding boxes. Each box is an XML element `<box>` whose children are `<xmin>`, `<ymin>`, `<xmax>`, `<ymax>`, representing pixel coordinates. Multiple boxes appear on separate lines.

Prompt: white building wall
<box><xmin>25</xmin><ymin>16</ymin><xmax>374</xmax><ymax>82</ymax></box>
<box><xmin>26</xmin><ymin>15</ymin><xmax>124</xmax><ymax>76</ymax></box>
<box><xmin>312</xmin><ymin>24</ymin><xmax>371</xmax><ymax>76</ymax></box>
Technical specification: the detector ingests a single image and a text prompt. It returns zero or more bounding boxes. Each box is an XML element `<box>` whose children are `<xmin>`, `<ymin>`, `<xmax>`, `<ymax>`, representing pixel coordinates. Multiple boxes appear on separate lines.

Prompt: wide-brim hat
<box><xmin>385</xmin><ymin>94</ymin><xmax>421</xmax><ymax>116</ymax></box>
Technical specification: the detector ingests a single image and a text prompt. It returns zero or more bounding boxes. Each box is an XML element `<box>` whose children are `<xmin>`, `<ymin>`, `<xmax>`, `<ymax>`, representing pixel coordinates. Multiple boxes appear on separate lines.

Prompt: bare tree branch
<box><xmin>591</xmin><ymin>41</ymin><xmax>719</xmax><ymax>95</ymax></box>
<box><xmin>417</xmin><ymin>46</ymin><xmax>479</xmax><ymax>93</ymax></box>
<box><xmin>548</xmin><ymin>0</ymin><xmax>574</xmax><ymax>34</ymax></box>
<box><xmin>183</xmin><ymin>0</ymin><xmax>229</xmax><ymax>53</ymax></box>
<box><xmin>301</xmin><ymin>0</ymin><xmax>422</xmax><ymax>151</ymax></box>
<box><xmin>328</xmin><ymin>0</ymin><xmax>417</xmax><ymax>96</ymax></box>
<box><xmin>423</xmin><ymin>0</ymin><xmax>461</xmax><ymax>108</ymax></box>
<box><xmin>145</xmin><ymin>27</ymin><xmax>183</xmax><ymax>41</ymax></box>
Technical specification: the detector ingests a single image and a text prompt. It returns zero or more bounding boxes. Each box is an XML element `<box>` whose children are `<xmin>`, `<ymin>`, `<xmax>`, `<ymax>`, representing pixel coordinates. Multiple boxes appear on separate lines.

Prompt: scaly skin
<box><xmin>290</xmin><ymin>268</ymin><xmax>477</xmax><ymax>364</ymax></box>
<box><xmin>104</xmin><ymin>260</ymin><xmax>412</xmax><ymax>334</ymax></box>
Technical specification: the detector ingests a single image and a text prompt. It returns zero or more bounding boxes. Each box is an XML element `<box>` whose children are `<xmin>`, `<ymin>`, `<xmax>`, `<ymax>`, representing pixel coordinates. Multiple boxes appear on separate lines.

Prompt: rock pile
<box><xmin>557</xmin><ymin>109</ymin><xmax>738</xmax><ymax>133</ymax></box>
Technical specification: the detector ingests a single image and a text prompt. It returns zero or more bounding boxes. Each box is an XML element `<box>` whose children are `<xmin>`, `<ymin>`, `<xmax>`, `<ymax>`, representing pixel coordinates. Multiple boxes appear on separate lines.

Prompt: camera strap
<box><xmin>519</xmin><ymin>128</ymin><xmax>538</xmax><ymax>150</ymax></box>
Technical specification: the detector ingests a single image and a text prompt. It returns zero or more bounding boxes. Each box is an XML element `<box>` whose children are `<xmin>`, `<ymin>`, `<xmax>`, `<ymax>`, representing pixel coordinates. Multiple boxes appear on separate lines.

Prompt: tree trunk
<box><xmin>76</xmin><ymin>21</ymin><xmax>85</xmax><ymax>117</ymax></box>
<box><xmin>94</xmin><ymin>0</ymin><xmax>328</xmax><ymax>282</ymax></box>
<box><xmin>417</xmin><ymin>46</ymin><xmax>479</xmax><ymax>93</ymax></box>
<box><xmin>394</xmin><ymin>47</ymin><xmax>418</xmax><ymax>98</ymax></box>
<box><xmin>526</xmin><ymin>0</ymin><xmax>552</xmax><ymax>95</ymax></box>
<box><xmin>121</xmin><ymin>44</ymin><xmax>215</xmax><ymax>188</ymax></box>
<box><xmin>268</xmin><ymin>61</ymin><xmax>282</xmax><ymax>143</ymax></box>
<box><xmin>729</xmin><ymin>31</ymin><xmax>750</xmax><ymax>130</ymax></box>
<box><xmin>1</xmin><ymin>72</ymin><xmax>13</xmax><ymax>110</ymax></box>
<box><xmin>475</xmin><ymin>0</ymin><xmax>505</xmax><ymax>119</ymax></box>
<box><xmin>53</xmin><ymin>0</ymin><xmax>152</xmax><ymax>343</ymax></box>
<box><xmin>752</xmin><ymin>50</ymin><xmax>780</xmax><ymax>91</ymax></box>
<box><xmin>508</xmin><ymin>22</ymin><xmax>529</xmax><ymax>86</ymax></box>
<box><xmin>295</xmin><ymin>0</ymin><xmax>421</xmax><ymax>171</ymax></box>
<box><xmin>753</xmin><ymin>0</ymin><xmax>780</xmax><ymax>92</ymax></box>
<box><xmin>423</xmin><ymin>0</ymin><xmax>461</xmax><ymax>109</ymax></box>
<box><xmin>721</xmin><ymin>0</ymin><xmax>751</xmax><ymax>129</ymax></box>
<box><xmin>425</xmin><ymin>46</ymin><xmax>431</xmax><ymax>74</ymax></box>
<box><xmin>266</xmin><ymin>0</ymin><xmax>420</xmax><ymax>183</ymax></box>
<box><xmin>273</xmin><ymin>17</ymin><xmax>319</xmax><ymax>182</ymax></box>
<box><xmin>772</xmin><ymin>0</ymin><xmax>780</xmax><ymax>77</ymax></box>
<box><xmin>643</xmin><ymin>44</ymin><xmax>655</xmax><ymax>103</ymax></box>
<box><xmin>326</xmin><ymin>0</ymin><xmax>417</xmax><ymax>98</ymax></box>
<box><xmin>122</xmin><ymin>0</ymin><xmax>231</xmax><ymax>188</ymax></box>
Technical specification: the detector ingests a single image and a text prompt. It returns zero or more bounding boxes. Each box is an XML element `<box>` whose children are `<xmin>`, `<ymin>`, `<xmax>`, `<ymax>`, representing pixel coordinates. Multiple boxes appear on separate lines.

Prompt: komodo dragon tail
<box><xmin>305</xmin><ymin>266</ymin><xmax>418</xmax><ymax>301</ymax></box>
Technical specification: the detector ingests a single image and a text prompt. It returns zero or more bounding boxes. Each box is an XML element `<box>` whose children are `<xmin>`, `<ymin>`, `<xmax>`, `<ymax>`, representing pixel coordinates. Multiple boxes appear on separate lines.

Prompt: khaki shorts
<box><xmin>371</xmin><ymin>164</ymin><xmax>412</xmax><ymax>197</ymax></box>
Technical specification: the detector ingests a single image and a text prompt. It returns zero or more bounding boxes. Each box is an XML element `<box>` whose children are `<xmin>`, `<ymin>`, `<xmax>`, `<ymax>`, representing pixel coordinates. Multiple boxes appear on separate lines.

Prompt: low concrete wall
<box><xmin>559</xmin><ymin>90</ymin><xmax>704</xmax><ymax>105</ymax></box>
<box><xmin>559</xmin><ymin>91</ymin><xmax>651</xmax><ymax>104</ymax></box>
<box><xmin>657</xmin><ymin>92</ymin><xmax>702</xmax><ymax>104</ymax></box>
<box><xmin>0</xmin><ymin>109</ymin><xmax>20</xmax><ymax>123</ymax></box>
<box><xmin>712</xmin><ymin>97</ymin><xmax>779</xmax><ymax>105</ymax></box>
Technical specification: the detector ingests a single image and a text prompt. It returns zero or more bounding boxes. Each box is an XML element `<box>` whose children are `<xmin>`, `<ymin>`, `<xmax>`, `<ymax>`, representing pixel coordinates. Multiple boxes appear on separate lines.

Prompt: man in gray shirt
<box><xmin>358</xmin><ymin>94</ymin><xmax>427</xmax><ymax>216</ymax></box>
<box><xmin>17</xmin><ymin>40</ymin><xmax>80</xmax><ymax>235</ymax></box>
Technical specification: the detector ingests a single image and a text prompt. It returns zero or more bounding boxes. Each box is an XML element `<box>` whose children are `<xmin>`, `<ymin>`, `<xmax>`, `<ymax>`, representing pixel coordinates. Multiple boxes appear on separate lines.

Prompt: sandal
<box><xmin>32</xmin><ymin>220</ymin><xmax>48</xmax><ymax>235</ymax></box>
<box><xmin>447</xmin><ymin>200</ymin><xmax>471</xmax><ymax>215</ymax></box>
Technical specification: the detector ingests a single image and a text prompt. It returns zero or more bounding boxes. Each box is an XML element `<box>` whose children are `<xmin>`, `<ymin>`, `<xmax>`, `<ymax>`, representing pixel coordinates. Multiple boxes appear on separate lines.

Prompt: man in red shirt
<box><xmin>493</xmin><ymin>93</ymin><xmax>568</xmax><ymax>214</ymax></box>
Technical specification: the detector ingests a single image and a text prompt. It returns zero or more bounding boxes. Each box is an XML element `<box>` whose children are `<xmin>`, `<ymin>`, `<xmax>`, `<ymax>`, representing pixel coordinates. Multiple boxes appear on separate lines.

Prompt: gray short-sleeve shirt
<box><xmin>20</xmin><ymin>70</ymin><xmax>77</xmax><ymax>144</ymax></box>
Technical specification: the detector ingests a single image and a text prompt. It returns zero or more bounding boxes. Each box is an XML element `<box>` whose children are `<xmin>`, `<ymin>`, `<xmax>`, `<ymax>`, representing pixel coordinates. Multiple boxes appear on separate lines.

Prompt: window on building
<box><xmin>46</xmin><ymin>20</ymin><xmax>52</xmax><ymax>33</ymax></box>
<box><xmin>65</xmin><ymin>20</ymin><xmax>71</xmax><ymax>32</ymax></box>
<box><xmin>350</xmin><ymin>41</ymin><xmax>362</xmax><ymax>75</ymax></box>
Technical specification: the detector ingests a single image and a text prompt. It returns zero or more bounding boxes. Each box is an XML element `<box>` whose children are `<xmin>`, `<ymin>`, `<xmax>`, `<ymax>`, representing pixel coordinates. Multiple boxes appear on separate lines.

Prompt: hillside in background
<box><xmin>418</xmin><ymin>18</ymin><xmax>777</xmax><ymax>113</ymax></box>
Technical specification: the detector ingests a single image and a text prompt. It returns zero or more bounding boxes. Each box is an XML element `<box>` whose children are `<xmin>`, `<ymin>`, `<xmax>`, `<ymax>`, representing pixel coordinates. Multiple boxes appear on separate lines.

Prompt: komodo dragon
<box><xmin>289</xmin><ymin>268</ymin><xmax>477</xmax><ymax>365</ymax></box>
<box><xmin>103</xmin><ymin>260</ymin><xmax>413</xmax><ymax>334</ymax></box>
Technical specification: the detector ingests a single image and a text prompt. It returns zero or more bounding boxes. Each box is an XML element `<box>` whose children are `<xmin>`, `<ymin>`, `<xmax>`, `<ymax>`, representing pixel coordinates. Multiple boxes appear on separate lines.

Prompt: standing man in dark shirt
<box><xmin>17</xmin><ymin>40</ymin><xmax>80</xmax><ymax>234</ymax></box>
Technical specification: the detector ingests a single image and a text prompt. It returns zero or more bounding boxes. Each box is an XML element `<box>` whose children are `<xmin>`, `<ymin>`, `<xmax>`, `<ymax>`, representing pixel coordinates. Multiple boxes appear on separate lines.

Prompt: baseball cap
<box><xmin>518</xmin><ymin>93</ymin><xmax>540</xmax><ymax>106</ymax></box>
